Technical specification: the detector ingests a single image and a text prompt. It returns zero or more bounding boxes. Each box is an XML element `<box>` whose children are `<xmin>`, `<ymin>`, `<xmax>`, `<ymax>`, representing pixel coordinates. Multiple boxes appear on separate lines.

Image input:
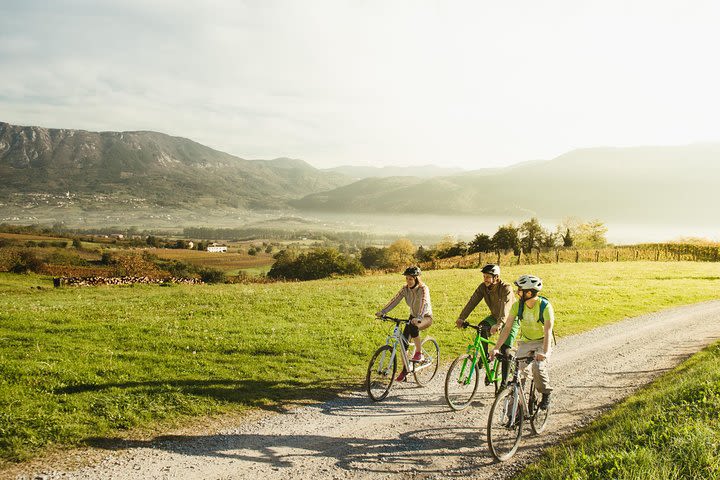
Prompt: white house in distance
<box><xmin>207</xmin><ymin>242</ymin><xmax>227</xmax><ymax>253</ymax></box>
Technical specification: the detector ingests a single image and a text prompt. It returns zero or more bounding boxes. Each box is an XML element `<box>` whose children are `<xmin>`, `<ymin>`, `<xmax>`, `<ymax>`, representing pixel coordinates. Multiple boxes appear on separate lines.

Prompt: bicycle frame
<box><xmin>380</xmin><ymin>316</ymin><xmax>433</xmax><ymax>375</ymax></box>
<box><xmin>457</xmin><ymin>323</ymin><xmax>501</xmax><ymax>386</ymax></box>
<box><xmin>501</xmin><ymin>354</ymin><xmax>536</xmax><ymax>426</ymax></box>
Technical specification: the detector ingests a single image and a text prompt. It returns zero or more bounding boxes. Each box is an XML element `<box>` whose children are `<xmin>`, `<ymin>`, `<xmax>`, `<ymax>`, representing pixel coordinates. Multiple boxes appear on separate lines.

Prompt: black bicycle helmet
<box><xmin>403</xmin><ymin>266</ymin><xmax>421</xmax><ymax>277</ymax></box>
<box><xmin>481</xmin><ymin>264</ymin><xmax>501</xmax><ymax>276</ymax></box>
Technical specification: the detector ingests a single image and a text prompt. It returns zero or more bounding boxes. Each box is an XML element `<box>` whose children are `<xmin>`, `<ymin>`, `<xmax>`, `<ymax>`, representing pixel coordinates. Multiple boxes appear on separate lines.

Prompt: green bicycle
<box><xmin>444</xmin><ymin>321</ymin><xmax>503</xmax><ymax>411</ymax></box>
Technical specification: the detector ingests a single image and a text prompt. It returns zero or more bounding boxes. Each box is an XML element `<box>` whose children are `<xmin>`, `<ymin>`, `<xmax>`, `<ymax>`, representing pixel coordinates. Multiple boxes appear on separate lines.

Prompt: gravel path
<box><xmin>14</xmin><ymin>300</ymin><xmax>720</xmax><ymax>480</ymax></box>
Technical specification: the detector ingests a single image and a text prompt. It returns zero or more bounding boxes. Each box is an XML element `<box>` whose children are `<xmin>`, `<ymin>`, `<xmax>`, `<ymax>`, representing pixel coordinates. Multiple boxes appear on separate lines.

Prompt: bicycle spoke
<box><xmin>366</xmin><ymin>345</ymin><xmax>396</xmax><ymax>401</ymax></box>
<box><xmin>444</xmin><ymin>354</ymin><xmax>479</xmax><ymax>411</ymax></box>
<box><xmin>487</xmin><ymin>387</ymin><xmax>524</xmax><ymax>461</ymax></box>
<box><xmin>414</xmin><ymin>337</ymin><xmax>440</xmax><ymax>386</ymax></box>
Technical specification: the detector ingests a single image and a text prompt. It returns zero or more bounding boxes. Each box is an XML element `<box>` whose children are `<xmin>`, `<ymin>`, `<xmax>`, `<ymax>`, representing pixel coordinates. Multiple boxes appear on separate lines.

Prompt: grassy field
<box><xmin>145</xmin><ymin>247</ymin><xmax>275</xmax><ymax>275</ymax></box>
<box><xmin>0</xmin><ymin>262</ymin><xmax>718</xmax><ymax>464</ymax></box>
<box><xmin>517</xmin><ymin>340</ymin><xmax>720</xmax><ymax>480</ymax></box>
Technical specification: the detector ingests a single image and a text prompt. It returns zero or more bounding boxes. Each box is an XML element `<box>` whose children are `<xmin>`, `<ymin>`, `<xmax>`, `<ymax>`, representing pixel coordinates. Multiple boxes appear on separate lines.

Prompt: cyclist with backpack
<box><xmin>491</xmin><ymin>274</ymin><xmax>555</xmax><ymax>409</ymax></box>
<box><xmin>375</xmin><ymin>266</ymin><xmax>433</xmax><ymax>382</ymax></box>
<box><xmin>455</xmin><ymin>264</ymin><xmax>517</xmax><ymax>384</ymax></box>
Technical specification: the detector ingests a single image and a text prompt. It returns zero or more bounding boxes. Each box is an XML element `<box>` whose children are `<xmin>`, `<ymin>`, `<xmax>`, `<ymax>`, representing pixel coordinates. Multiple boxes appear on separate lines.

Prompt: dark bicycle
<box><xmin>486</xmin><ymin>351</ymin><xmax>551</xmax><ymax>461</ymax></box>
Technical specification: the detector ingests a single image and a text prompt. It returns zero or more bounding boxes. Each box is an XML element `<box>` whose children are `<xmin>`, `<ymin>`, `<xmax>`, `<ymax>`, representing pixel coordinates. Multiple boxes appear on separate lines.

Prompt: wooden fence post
<box><xmin>616</xmin><ymin>249</ymin><xmax>619</xmax><ymax>261</ymax></box>
<box><xmin>556</xmin><ymin>249</ymin><xmax>560</xmax><ymax>263</ymax></box>
<box><xmin>497</xmin><ymin>251</ymin><xmax>501</xmax><ymax>265</ymax></box>
<box><xmin>595</xmin><ymin>251</ymin><xmax>600</xmax><ymax>262</ymax></box>
<box><xmin>536</xmin><ymin>249</ymin><xmax>540</xmax><ymax>264</ymax></box>
<box><xmin>575</xmin><ymin>250</ymin><xmax>579</xmax><ymax>263</ymax></box>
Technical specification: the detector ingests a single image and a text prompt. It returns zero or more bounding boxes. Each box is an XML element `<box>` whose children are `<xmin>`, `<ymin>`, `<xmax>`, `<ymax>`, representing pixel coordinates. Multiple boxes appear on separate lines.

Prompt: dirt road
<box><xmin>17</xmin><ymin>300</ymin><xmax>720</xmax><ymax>480</ymax></box>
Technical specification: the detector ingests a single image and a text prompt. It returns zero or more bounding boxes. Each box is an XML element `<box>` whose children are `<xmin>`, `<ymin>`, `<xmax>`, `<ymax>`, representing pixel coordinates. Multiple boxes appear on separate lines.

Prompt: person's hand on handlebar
<box><xmin>375</xmin><ymin>311</ymin><xmax>384</xmax><ymax>318</ymax></box>
<box><xmin>455</xmin><ymin>318</ymin><xmax>465</xmax><ymax>329</ymax></box>
<box><xmin>489</xmin><ymin>348</ymin><xmax>501</xmax><ymax>361</ymax></box>
<box><xmin>535</xmin><ymin>352</ymin><xmax>547</xmax><ymax>362</ymax></box>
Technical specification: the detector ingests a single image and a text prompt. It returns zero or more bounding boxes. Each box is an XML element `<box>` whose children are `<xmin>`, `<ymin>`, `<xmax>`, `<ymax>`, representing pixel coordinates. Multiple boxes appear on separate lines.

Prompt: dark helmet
<box><xmin>403</xmin><ymin>266</ymin><xmax>421</xmax><ymax>277</ymax></box>
<box><xmin>481</xmin><ymin>264</ymin><xmax>501</xmax><ymax>276</ymax></box>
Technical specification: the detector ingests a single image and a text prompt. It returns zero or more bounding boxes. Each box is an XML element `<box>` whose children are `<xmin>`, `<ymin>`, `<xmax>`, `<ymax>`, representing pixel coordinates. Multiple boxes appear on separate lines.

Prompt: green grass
<box><xmin>516</xmin><ymin>340</ymin><xmax>720</xmax><ymax>480</ymax></box>
<box><xmin>0</xmin><ymin>262</ymin><xmax>718</xmax><ymax>464</ymax></box>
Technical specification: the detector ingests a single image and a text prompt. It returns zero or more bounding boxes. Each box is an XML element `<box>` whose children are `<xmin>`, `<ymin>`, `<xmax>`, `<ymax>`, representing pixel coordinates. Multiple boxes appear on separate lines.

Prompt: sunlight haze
<box><xmin>1</xmin><ymin>1</ymin><xmax>719</xmax><ymax>169</ymax></box>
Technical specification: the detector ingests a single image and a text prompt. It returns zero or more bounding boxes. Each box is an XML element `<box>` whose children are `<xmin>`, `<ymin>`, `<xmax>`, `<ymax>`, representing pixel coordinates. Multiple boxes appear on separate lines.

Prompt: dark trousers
<box><xmin>480</xmin><ymin>321</ymin><xmax>511</xmax><ymax>385</ymax></box>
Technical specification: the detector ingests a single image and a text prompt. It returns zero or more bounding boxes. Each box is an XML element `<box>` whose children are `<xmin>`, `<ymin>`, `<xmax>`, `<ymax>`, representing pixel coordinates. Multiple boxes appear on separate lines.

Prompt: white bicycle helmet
<box><xmin>514</xmin><ymin>274</ymin><xmax>543</xmax><ymax>292</ymax></box>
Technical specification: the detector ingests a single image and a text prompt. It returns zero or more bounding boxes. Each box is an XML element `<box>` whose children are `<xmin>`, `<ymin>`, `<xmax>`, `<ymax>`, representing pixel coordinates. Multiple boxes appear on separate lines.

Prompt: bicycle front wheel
<box><xmin>445</xmin><ymin>354</ymin><xmax>480</xmax><ymax>411</ymax></box>
<box><xmin>413</xmin><ymin>337</ymin><xmax>440</xmax><ymax>386</ymax></box>
<box><xmin>487</xmin><ymin>386</ymin><xmax>524</xmax><ymax>461</ymax></box>
<box><xmin>366</xmin><ymin>345</ymin><xmax>396</xmax><ymax>401</ymax></box>
<box><xmin>529</xmin><ymin>383</ymin><xmax>550</xmax><ymax>434</ymax></box>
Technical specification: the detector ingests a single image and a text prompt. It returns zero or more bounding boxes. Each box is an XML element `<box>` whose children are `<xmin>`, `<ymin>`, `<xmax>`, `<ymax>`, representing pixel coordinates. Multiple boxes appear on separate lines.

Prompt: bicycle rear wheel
<box><xmin>487</xmin><ymin>387</ymin><xmax>524</xmax><ymax>461</ymax></box>
<box><xmin>529</xmin><ymin>382</ymin><xmax>550</xmax><ymax>434</ymax></box>
<box><xmin>413</xmin><ymin>337</ymin><xmax>440</xmax><ymax>386</ymax></box>
<box><xmin>444</xmin><ymin>354</ymin><xmax>480</xmax><ymax>410</ymax></box>
<box><xmin>366</xmin><ymin>345</ymin><xmax>396</xmax><ymax>401</ymax></box>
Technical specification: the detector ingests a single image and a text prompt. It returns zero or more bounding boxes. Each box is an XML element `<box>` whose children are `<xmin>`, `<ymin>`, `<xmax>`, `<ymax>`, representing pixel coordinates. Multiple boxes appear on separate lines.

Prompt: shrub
<box><xmin>198</xmin><ymin>267</ymin><xmax>226</xmax><ymax>284</ymax></box>
<box><xmin>10</xmin><ymin>250</ymin><xmax>45</xmax><ymax>274</ymax></box>
<box><xmin>268</xmin><ymin>247</ymin><xmax>365</xmax><ymax>280</ymax></box>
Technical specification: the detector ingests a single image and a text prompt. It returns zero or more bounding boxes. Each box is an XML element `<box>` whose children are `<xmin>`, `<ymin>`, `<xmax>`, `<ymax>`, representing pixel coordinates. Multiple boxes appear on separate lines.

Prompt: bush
<box><xmin>268</xmin><ymin>247</ymin><xmax>365</xmax><ymax>280</ymax></box>
<box><xmin>360</xmin><ymin>246</ymin><xmax>391</xmax><ymax>269</ymax></box>
<box><xmin>198</xmin><ymin>267</ymin><xmax>226</xmax><ymax>284</ymax></box>
<box><xmin>10</xmin><ymin>251</ymin><xmax>45</xmax><ymax>274</ymax></box>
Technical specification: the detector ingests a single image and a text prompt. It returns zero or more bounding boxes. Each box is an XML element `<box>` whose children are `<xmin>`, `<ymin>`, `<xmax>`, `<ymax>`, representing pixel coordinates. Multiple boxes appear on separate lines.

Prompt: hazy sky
<box><xmin>2</xmin><ymin>1</ymin><xmax>719</xmax><ymax>169</ymax></box>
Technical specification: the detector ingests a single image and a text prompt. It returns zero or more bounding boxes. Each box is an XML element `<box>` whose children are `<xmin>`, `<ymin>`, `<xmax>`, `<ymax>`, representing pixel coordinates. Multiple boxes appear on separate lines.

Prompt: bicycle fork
<box><xmin>505</xmin><ymin>385</ymin><xmax>526</xmax><ymax>427</ymax></box>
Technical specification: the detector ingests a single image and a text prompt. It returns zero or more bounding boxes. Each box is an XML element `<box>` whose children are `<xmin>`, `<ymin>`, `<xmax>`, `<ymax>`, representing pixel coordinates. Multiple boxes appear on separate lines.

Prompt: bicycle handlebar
<box><xmin>494</xmin><ymin>352</ymin><xmax>537</xmax><ymax>363</ymax></box>
<box><xmin>461</xmin><ymin>321</ymin><xmax>481</xmax><ymax>332</ymax></box>
<box><xmin>376</xmin><ymin>314</ymin><xmax>411</xmax><ymax>324</ymax></box>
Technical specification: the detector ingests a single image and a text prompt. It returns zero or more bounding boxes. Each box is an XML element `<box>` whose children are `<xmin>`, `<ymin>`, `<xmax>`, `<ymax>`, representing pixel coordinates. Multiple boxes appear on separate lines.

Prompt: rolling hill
<box><xmin>0</xmin><ymin>121</ymin><xmax>350</xmax><ymax>210</ymax></box>
<box><xmin>294</xmin><ymin>145</ymin><xmax>719</xmax><ymax>224</ymax></box>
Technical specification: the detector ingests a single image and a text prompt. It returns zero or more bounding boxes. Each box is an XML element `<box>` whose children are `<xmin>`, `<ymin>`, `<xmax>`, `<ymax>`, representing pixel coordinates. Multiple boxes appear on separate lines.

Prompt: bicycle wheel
<box><xmin>366</xmin><ymin>345</ymin><xmax>396</xmax><ymax>401</ymax></box>
<box><xmin>413</xmin><ymin>337</ymin><xmax>440</xmax><ymax>386</ymax></box>
<box><xmin>487</xmin><ymin>386</ymin><xmax>524</xmax><ymax>461</ymax></box>
<box><xmin>444</xmin><ymin>354</ymin><xmax>480</xmax><ymax>410</ymax></box>
<box><xmin>529</xmin><ymin>382</ymin><xmax>550</xmax><ymax>434</ymax></box>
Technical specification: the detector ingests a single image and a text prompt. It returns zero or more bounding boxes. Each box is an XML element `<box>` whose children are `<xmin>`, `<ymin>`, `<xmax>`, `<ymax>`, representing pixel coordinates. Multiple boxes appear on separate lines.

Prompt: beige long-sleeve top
<box><xmin>380</xmin><ymin>283</ymin><xmax>432</xmax><ymax>318</ymax></box>
<box><xmin>458</xmin><ymin>279</ymin><xmax>515</xmax><ymax>325</ymax></box>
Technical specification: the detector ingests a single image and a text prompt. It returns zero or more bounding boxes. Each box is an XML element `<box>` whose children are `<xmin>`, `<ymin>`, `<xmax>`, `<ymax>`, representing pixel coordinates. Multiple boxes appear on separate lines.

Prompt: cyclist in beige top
<box><xmin>376</xmin><ymin>266</ymin><xmax>433</xmax><ymax>381</ymax></box>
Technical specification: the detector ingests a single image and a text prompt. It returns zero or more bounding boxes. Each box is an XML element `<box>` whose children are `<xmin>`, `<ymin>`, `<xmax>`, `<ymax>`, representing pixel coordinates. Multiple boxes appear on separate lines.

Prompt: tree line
<box><xmin>267</xmin><ymin>218</ymin><xmax>611</xmax><ymax>280</ymax></box>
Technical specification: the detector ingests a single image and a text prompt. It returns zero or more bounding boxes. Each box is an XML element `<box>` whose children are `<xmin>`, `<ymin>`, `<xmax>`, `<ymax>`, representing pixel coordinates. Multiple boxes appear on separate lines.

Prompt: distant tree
<box><xmin>414</xmin><ymin>245</ymin><xmax>433</xmax><ymax>262</ymax></box>
<box><xmin>574</xmin><ymin>220</ymin><xmax>608</xmax><ymax>248</ymax></box>
<box><xmin>248</xmin><ymin>246</ymin><xmax>257</xmax><ymax>256</ymax></box>
<box><xmin>437</xmin><ymin>241</ymin><xmax>469</xmax><ymax>258</ymax></box>
<box><xmin>469</xmin><ymin>233</ymin><xmax>493</xmax><ymax>254</ymax></box>
<box><xmin>146</xmin><ymin>235</ymin><xmax>162</xmax><ymax>248</ymax></box>
<box><xmin>10</xmin><ymin>251</ymin><xmax>45</xmax><ymax>274</ymax></box>
<box><xmin>72</xmin><ymin>238</ymin><xmax>83</xmax><ymax>249</ymax></box>
<box><xmin>265</xmin><ymin>244</ymin><xmax>274</xmax><ymax>254</ymax></box>
<box><xmin>198</xmin><ymin>267</ymin><xmax>226</xmax><ymax>284</ymax></box>
<box><xmin>360</xmin><ymin>246</ymin><xmax>391</xmax><ymax>269</ymax></box>
<box><xmin>492</xmin><ymin>224</ymin><xmax>520</xmax><ymax>255</ymax></box>
<box><xmin>268</xmin><ymin>248</ymin><xmax>364</xmax><ymax>280</ymax></box>
<box><xmin>519</xmin><ymin>217</ymin><xmax>548</xmax><ymax>252</ymax></box>
<box><xmin>386</xmin><ymin>239</ymin><xmax>417</xmax><ymax>268</ymax></box>
<box><xmin>560</xmin><ymin>228</ymin><xmax>574</xmax><ymax>247</ymax></box>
